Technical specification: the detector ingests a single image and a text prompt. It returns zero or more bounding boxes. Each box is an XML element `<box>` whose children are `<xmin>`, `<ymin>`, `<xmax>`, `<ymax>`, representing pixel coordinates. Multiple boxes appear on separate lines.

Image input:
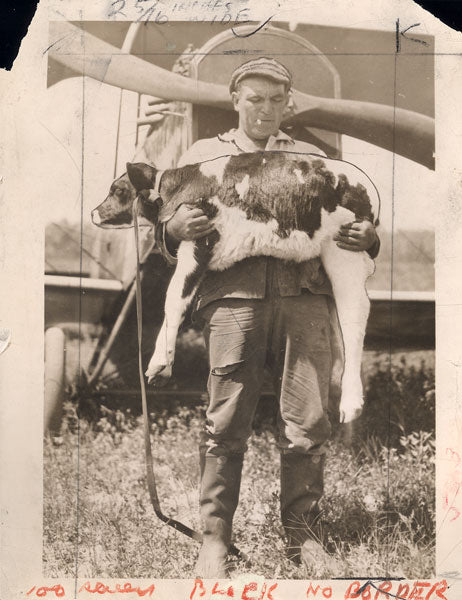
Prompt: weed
<box><xmin>44</xmin><ymin>352</ymin><xmax>434</xmax><ymax>578</ymax></box>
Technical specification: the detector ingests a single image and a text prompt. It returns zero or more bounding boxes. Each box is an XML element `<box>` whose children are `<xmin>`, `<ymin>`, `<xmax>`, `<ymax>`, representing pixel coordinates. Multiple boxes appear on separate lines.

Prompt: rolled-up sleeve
<box><xmin>155</xmin><ymin>222</ymin><xmax>178</xmax><ymax>266</ymax></box>
<box><xmin>367</xmin><ymin>234</ymin><xmax>380</xmax><ymax>259</ymax></box>
<box><xmin>155</xmin><ymin>139</ymin><xmax>226</xmax><ymax>266</ymax></box>
<box><xmin>154</xmin><ymin>144</ymin><xmax>198</xmax><ymax>266</ymax></box>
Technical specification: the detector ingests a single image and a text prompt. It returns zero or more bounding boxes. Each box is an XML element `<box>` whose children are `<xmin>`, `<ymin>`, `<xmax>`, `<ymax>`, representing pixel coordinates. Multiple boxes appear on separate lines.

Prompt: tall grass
<box><xmin>44</xmin><ymin>353</ymin><xmax>435</xmax><ymax>579</ymax></box>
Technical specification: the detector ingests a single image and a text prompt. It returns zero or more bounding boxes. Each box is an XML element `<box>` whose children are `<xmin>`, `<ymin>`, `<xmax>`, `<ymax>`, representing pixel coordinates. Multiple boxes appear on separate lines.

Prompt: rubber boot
<box><xmin>195</xmin><ymin>450</ymin><xmax>244</xmax><ymax>578</ymax></box>
<box><xmin>280</xmin><ymin>452</ymin><xmax>339</xmax><ymax>573</ymax></box>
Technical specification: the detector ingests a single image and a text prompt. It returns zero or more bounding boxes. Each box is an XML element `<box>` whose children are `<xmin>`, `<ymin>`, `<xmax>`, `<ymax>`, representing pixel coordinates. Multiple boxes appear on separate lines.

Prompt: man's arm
<box><xmin>156</xmin><ymin>205</ymin><xmax>215</xmax><ymax>265</ymax></box>
<box><xmin>156</xmin><ymin>141</ymin><xmax>216</xmax><ymax>264</ymax></box>
<box><xmin>160</xmin><ymin>208</ymin><xmax>380</xmax><ymax>261</ymax></box>
<box><xmin>334</xmin><ymin>220</ymin><xmax>380</xmax><ymax>258</ymax></box>
<box><xmin>159</xmin><ymin>206</ymin><xmax>380</xmax><ymax>262</ymax></box>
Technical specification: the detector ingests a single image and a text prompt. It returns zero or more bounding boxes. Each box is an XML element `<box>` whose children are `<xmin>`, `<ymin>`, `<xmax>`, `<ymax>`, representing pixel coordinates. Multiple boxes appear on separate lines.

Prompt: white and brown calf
<box><xmin>92</xmin><ymin>152</ymin><xmax>380</xmax><ymax>423</ymax></box>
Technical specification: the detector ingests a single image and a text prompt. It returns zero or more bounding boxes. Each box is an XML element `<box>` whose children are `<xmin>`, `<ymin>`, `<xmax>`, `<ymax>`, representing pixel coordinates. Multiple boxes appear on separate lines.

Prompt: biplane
<box><xmin>44</xmin><ymin>20</ymin><xmax>435</xmax><ymax>433</ymax></box>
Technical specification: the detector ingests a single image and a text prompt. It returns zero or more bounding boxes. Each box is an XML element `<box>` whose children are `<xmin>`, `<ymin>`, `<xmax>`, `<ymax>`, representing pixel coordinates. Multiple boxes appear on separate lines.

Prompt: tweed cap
<box><xmin>229</xmin><ymin>57</ymin><xmax>293</xmax><ymax>93</ymax></box>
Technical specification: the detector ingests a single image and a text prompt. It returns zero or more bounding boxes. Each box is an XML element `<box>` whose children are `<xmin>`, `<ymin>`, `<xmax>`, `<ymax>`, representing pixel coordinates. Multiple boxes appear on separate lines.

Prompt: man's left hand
<box><xmin>334</xmin><ymin>220</ymin><xmax>377</xmax><ymax>252</ymax></box>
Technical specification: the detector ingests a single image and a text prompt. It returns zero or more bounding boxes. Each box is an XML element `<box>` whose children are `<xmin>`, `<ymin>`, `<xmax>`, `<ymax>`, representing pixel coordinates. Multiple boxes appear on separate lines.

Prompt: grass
<box><xmin>44</xmin><ymin>352</ymin><xmax>435</xmax><ymax>580</ymax></box>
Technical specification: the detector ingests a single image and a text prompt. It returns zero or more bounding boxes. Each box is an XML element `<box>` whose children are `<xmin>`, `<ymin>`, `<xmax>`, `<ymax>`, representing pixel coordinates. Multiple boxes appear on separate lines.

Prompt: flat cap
<box><xmin>229</xmin><ymin>57</ymin><xmax>293</xmax><ymax>93</ymax></box>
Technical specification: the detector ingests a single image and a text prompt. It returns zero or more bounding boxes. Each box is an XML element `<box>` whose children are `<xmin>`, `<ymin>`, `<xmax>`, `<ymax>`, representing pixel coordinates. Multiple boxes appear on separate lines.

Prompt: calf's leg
<box><xmin>320</xmin><ymin>239</ymin><xmax>374</xmax><ymax>423</ymax></box>
<box><xmin>146</xmin><ymin>241</ymin><xmax>207</xmax><ymax>385</ymax></box>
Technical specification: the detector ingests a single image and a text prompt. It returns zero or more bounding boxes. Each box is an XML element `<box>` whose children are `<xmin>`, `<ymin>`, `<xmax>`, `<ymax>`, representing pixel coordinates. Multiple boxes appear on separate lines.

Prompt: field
<box><xmin>43</xmin><ymin>350</ymin><xmax>435</xmax><ymax>579</ymax></box>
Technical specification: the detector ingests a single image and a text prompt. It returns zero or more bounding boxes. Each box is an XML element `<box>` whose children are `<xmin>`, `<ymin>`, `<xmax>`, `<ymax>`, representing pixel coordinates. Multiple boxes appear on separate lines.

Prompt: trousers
<box><xmin>196</xmin><ymin>260</ymin><xmax>333</xmax><ymax>456</ymax></box>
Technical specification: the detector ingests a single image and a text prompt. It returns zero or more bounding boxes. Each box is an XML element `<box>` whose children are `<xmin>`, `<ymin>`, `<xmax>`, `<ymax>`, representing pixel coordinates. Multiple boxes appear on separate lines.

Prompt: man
<box><xmin>156</xmin><ymin>57</ymin><xmax>379</xmax><ymax>577</ymax></box>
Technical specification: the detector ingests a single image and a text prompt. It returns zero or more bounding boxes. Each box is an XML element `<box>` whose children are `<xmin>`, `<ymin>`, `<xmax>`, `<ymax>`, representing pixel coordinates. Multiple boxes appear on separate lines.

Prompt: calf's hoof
<box><xmin>339</xmin><ymin>397</ymin><xmax>363</xmax><ymax>423</ymax></box>
<box><xmin>195</xmin><ymin>541</ymin><xmax>229</xmax><ymax>579</ymax></box>
<box><xmin>145</xmin><ymin>363</ymin><xmax>172</xmax><ymax>387</ymax></box>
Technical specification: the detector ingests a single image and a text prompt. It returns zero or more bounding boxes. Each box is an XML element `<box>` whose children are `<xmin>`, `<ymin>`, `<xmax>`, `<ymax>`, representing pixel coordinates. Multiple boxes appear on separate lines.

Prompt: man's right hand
<box><xmin>166</xmin><ymin>203</ymin><xmax>216</xmax><ymax>242</ymax></box>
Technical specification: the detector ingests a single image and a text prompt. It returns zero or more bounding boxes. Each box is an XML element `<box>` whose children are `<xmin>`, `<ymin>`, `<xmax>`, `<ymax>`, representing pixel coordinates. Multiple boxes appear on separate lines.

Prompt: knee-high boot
<box><xmin>280</xmin><ymin>452</ymin><xmax>338</xmax><ymax>571</ymax></box>
<box><xmin>195</xmin><ymin>450</ymin><xmax>244</xmax><ymax>578</ymax></box>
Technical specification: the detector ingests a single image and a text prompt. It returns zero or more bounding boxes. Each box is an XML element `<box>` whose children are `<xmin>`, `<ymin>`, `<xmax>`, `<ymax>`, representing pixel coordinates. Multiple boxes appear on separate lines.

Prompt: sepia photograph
<box><xmin>3</xmin><ymin>1</ymin><xmax>462</xmax><ymax>597</ymax></box>
<box><xmin>41</xmin><ymin>16</ymin><xmax>436</xmax><ymax>581</ymax></box>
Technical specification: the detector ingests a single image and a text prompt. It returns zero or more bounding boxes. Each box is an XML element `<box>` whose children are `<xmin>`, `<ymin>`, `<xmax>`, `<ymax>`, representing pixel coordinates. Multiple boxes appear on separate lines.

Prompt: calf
<box><xmin>92</xmin><ymin>152</ymin><xmax>380</xmax><ymax>423</ymax></box>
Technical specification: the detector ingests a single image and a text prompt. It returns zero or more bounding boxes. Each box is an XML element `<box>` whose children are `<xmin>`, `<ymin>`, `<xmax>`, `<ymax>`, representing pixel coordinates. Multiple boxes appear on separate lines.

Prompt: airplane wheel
<box><xmin>44</xmin><ymin>327</ymin><xmax>65</xmax><ymax>436</ymax></box>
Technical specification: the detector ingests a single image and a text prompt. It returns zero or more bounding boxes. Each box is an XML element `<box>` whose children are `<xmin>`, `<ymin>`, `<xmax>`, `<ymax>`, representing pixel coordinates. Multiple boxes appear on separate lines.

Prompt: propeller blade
<box><xmin>289</xmin><ymin>90</ymin><xmax>434</xmax><ymax>169</ymax></box>
<box><xmin>49</xmin><ymin>22</ymin><xmax>435</xmax><ymax>168</ymax></box>
<box><xmin>49</xmin><ymin>21</ymin><xmax>231</xmax><ymax>108</ymax></box>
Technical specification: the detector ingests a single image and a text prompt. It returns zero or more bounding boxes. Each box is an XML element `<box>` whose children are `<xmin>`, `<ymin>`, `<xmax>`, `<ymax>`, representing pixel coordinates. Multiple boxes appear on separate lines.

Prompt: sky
<box><xmin>38</xmin><ymin>76</ymin><xmax>435</xmax><ymax>232</ymax></box>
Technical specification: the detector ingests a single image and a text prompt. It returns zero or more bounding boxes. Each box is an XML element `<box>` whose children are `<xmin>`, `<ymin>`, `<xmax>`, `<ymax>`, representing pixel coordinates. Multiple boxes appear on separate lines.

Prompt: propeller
<box><xmin>49</xmin><ymin>21</ymin><xmax>435</xmax><ymax>169</ymax></box>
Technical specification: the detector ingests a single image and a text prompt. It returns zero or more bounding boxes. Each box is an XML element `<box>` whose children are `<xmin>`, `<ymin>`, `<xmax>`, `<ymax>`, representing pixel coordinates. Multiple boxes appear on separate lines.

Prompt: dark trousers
<box><xmin>197</xmin><ymin>264</ymin><xmax>333</xmax><ymax>457</ymax></box>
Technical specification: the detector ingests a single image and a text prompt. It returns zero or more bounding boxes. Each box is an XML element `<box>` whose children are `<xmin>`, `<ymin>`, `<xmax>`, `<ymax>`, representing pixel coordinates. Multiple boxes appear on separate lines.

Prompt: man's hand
<box><xmin>166</xmin><ymin>203</ymin><xmax>215</xmax><ymax>242</ymax></box>
<box><xmin>334</xmin><ymin>219</ymin><xmax>378</xmax><ymax>252</ymax></box>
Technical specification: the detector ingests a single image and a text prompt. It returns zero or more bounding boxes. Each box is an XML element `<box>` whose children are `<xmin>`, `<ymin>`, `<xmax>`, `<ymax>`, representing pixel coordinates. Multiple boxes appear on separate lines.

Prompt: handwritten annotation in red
<box><xmin>25</xmin><ymin>578</ymin><xmax>449</xmax><ymax>599</ymax></box>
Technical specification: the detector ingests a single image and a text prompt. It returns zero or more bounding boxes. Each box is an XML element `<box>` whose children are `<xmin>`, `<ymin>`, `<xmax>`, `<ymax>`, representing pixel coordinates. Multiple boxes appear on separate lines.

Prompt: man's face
<box><xmin>232</xmin><ymin>76</ymin><xmax>289</xmax><ymax>141</ymax></box>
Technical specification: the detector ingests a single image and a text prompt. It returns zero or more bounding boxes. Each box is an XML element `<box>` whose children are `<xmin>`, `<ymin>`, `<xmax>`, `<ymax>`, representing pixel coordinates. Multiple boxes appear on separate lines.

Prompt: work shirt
<box><xmin>156</xmin><ymin>128</ymin><xmax>379</xmax><ymax>311</ymax></box>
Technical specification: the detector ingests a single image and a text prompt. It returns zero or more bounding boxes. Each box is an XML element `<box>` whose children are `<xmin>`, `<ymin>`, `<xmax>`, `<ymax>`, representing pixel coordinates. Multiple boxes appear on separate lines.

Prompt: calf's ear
<box><xmin>126</xmin><ymin>162</ymin><xmax>157</xmax><ymax>192</ymax></box>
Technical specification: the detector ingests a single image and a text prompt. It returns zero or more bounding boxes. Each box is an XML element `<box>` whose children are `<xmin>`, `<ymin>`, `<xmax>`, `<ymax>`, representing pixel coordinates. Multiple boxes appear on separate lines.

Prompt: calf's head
<box><xmin>91</xmin><ymin>163</ymin><xmax>160</xmax><ymax>229</ymax></box>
